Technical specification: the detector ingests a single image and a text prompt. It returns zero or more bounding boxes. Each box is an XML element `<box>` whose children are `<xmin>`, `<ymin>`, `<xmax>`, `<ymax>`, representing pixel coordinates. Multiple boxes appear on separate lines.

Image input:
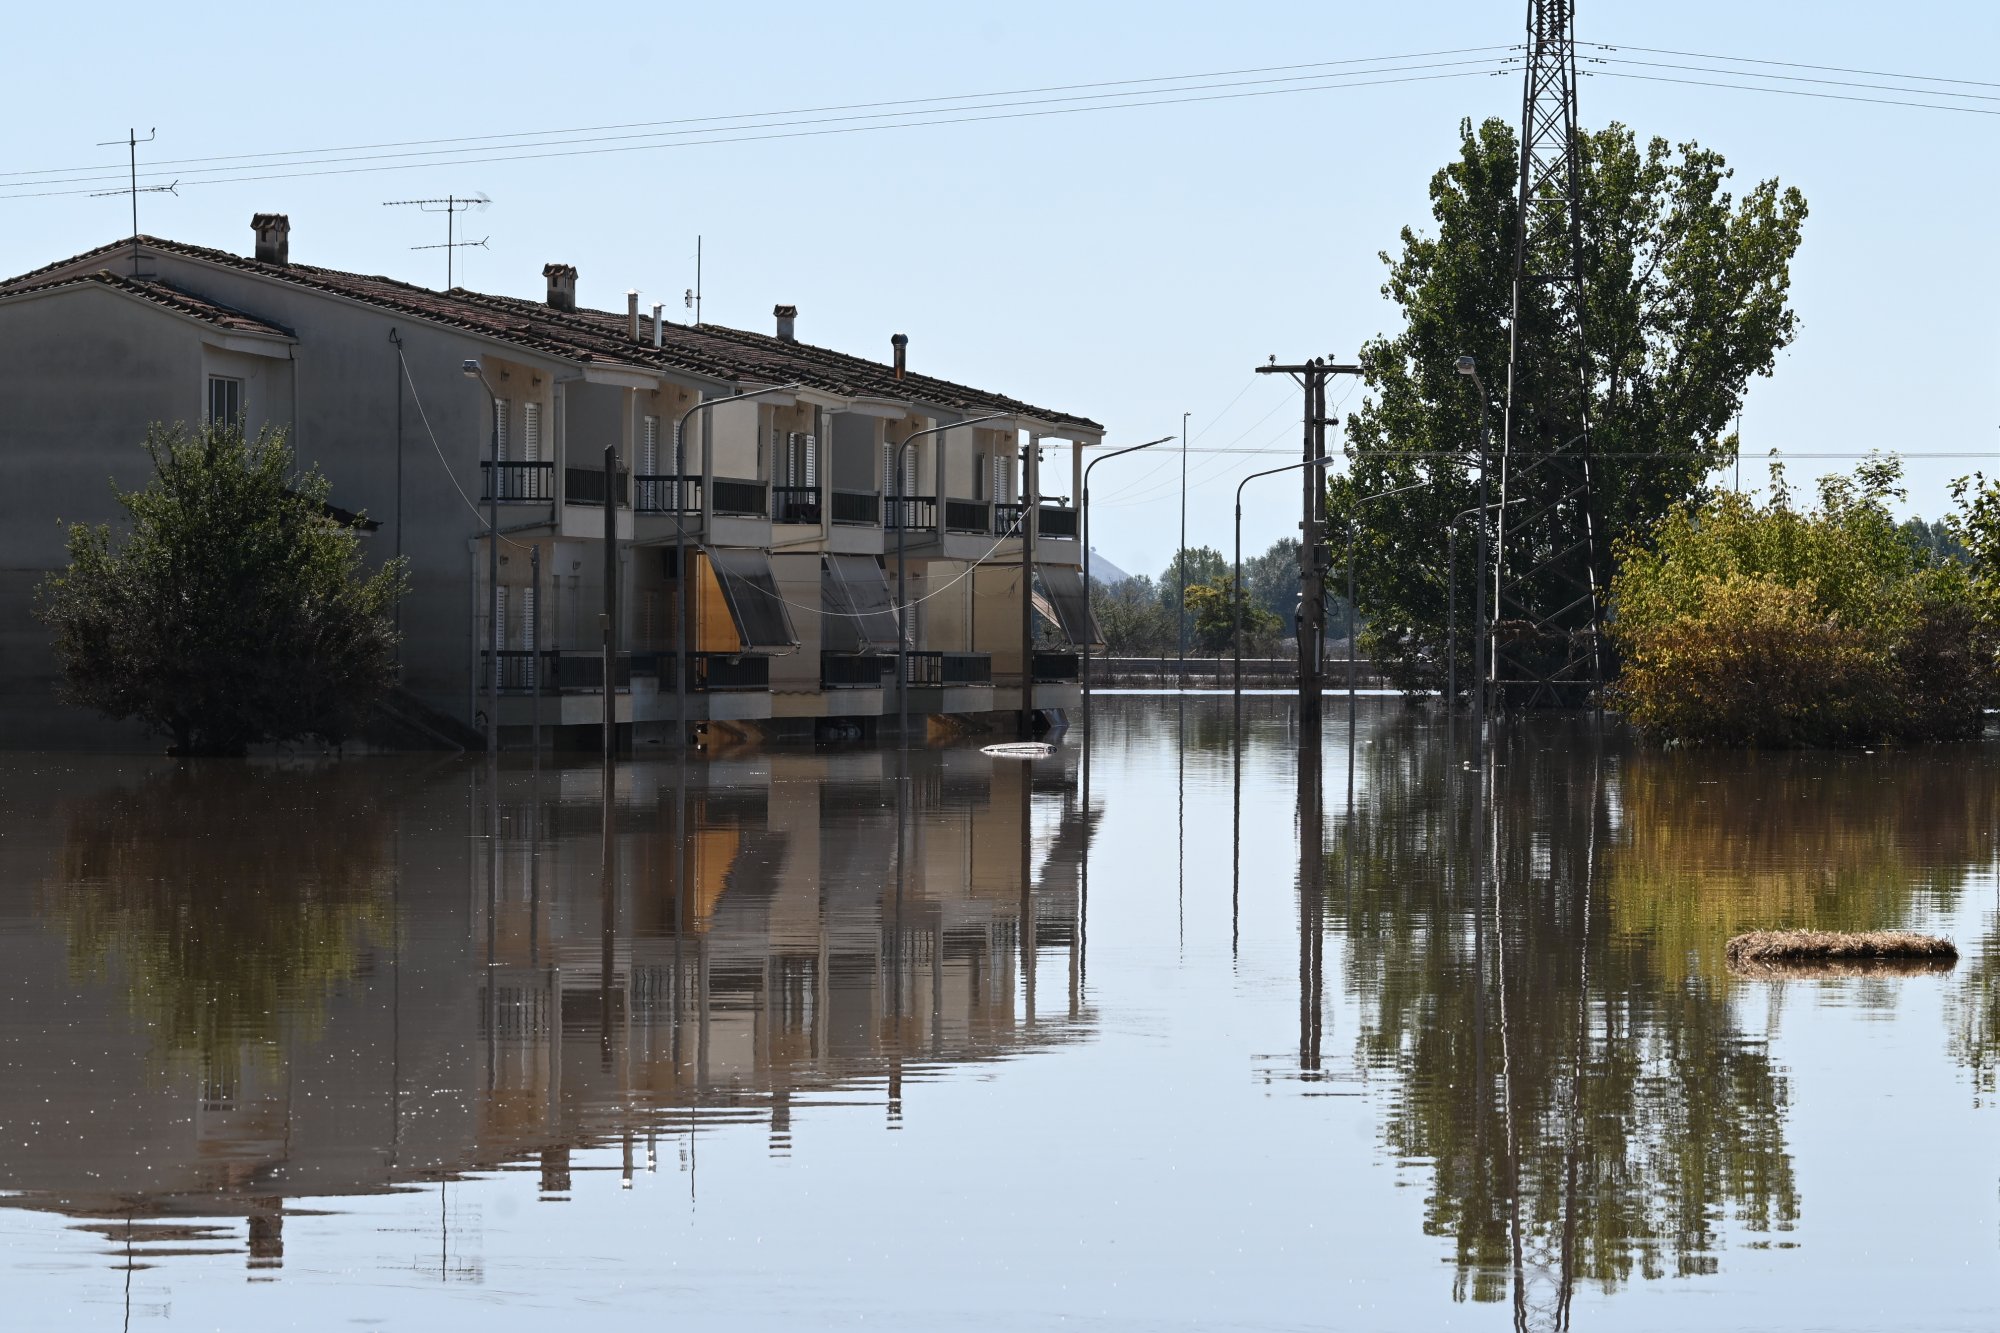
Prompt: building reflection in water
<box><xmin>5</xmin><ymin>746</ymin><xmax>1093</xmax><ymax>1272</ymax></box>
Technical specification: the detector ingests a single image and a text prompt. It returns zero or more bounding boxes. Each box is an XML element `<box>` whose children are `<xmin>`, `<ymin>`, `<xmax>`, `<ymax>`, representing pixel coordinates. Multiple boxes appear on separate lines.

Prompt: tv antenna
<box><xmin>92</xmin><ymin>128</ymin><xmax>178</xmax><ymax>277</ymax></box>
<box><xmin>382</xmin><ymin>194</ymin><xmax>490</xmax><ymax>289</ymax></box>
<box><xmin>683</xmin><ymin>234</ymin><xmax>702</xmax><ymax>325</ymax></box>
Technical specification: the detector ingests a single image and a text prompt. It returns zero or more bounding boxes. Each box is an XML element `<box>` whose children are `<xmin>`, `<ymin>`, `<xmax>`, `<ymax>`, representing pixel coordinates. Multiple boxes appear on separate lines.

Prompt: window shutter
<box><xmin>905</xmin><ymin>444</ymin><xmax>918</xmax><ymax>498</ymax></box>
<box><xmin>993</xmin><ymin>452</ymin><xmax>1007</xmax><ymax>504</ymax></box>
<box><xmin>494</xmin><ymin>399</ymin><xmax>509</xmax><ymax>463</ymax></box>
<box><xmin>803</xmin><ymin>433</ymin><xmax>817</xmax><ymax>488</ymax></box>
<box><xmin>883</xmin><ymin>439</ymin><xmax>893</xmax><ymax>494</ymax></box>
<box><xmin>523</xmin><ymin>402</ymin><xmax>541</xmax><ymax>462</ymax></box>
<box><xmin>642</xmin><ymin>415</ymin><xmax>660</xmax><ymax>475</ymax></box>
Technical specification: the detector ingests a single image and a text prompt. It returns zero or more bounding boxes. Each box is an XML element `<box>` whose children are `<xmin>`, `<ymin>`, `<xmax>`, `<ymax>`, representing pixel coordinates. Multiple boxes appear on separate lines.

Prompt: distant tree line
<box><xmin>1089</xmin><ymin>540</ymin><xmax>1357</xmax><ymax>658</ymax></box>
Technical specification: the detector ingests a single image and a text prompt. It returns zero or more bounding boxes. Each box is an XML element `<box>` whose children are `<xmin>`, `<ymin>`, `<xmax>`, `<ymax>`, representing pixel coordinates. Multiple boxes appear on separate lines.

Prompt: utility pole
<box><xmin>1177</xmin><ymin>410</ymin><xmax>1190</xmax><ymax>688</ymax></box>
<box><xmin>1256</xmin><ymin>357</ymin><xmax>1362</xmax><ymax>739</ymax></box>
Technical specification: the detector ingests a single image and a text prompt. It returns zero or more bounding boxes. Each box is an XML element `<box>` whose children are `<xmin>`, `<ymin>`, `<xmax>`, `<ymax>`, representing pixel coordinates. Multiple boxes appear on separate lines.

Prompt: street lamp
<box><xmin>462</xmin><ymin>358</ymin><xmax>501</xmax><ymax>755</ymax></box>
<box><xmin>1455</xmin><ymin>355</ymin><xmax>1496</xmax><ymax>741</ymax></box>
<box><xmin>670</xmin><ymin>382</ymin><xmax>804</xmax><ymax>752</ymax></box>
<box><xmin>1234</xmin><ymin>456</ymin><xmax>1333</xmax><ymax>705</ymax></box>
<box><xmin>891</xmin><ymin>411</ymin><xmax>1014</xmax><ymax>749</ymax></box>
<box><xmin>1081</xmin><ymin>434</ymin><xmax>1173</xmax><ymax>732</ymax></box>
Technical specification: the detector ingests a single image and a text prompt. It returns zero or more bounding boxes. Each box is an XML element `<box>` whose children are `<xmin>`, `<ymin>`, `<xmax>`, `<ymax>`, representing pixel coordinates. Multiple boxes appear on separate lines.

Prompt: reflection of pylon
<box><xmin>1494</xmin><ymin>0</ymin><xmax>1603</xmax><ymax>709</ymax></box>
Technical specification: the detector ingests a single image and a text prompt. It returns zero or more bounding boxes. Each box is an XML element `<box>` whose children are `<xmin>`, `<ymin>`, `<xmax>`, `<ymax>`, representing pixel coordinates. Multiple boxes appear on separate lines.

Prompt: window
<box><xmin>207</xmin><ymin>376</ymin><xmax>243</xmax><ymax>426</ymax></box>
<box><xmin>802</xmin><ymin>433</ymin><xmax>817</xmax><ymax>488</ymax></box>
<box><xmin>642</xmin><ymin>415</ymin><xmax>660</xmax><ymax>475</ymax></box>
<box><xmin>993</xmin><ymin>452</ymin><xmax>1009</xmax><ymax>505</ymax></box>
<box><xmin>522</xmin><ymin>402</ymin><xmax>542</xmax><ymax>462</ymax></box>
<box><xmin>493</xmin><ymin>398</ymin><xmax>510</xmax><ymax>462</ymax></box>
<box><xmin>974</xmin><ymin>452</ymin><xmax>986</xmax><ymax>502</ymax></box>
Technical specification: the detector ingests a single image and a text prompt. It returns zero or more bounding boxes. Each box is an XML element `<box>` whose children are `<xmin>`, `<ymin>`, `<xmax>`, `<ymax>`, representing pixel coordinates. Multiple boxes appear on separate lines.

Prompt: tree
<box><xmin>1090</xmin><ymin>573</ymin><xmax>1175</xmax><ymax>655</ymax></box>
<box><xmin>1332</xmin><ymin>117</ymin><xmax>1809</xmax><ymax>695</ymax></box>
<box><xmin>1183</xmin><ymin>574</ymin><xmax>1280</xmax><ymax>655</ymax></box>
<box><xmin>1609</xmin><ymin>457</ymin><xmax>1997</xmax><ymax>746</ymax></box>
<box><xmin>36</xmin><ymin>420</ymin><xmax>407</xmax><ymax>755</ymax></box>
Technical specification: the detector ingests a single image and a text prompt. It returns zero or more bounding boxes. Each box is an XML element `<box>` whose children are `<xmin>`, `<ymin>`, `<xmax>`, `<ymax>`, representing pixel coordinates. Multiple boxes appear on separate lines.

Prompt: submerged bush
<box><xmin>1608</xmin><ymin>457</ymin><xmax>1998</xmax><ymax>747</ymax></box>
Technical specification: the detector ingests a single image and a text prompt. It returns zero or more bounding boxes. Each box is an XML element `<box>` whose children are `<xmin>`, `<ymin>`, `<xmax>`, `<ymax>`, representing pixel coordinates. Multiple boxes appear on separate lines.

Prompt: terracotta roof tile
<box><xmin>0</xmin><ymin>268</ymin><xmax>295</xmax><ymax>338</ymax></box>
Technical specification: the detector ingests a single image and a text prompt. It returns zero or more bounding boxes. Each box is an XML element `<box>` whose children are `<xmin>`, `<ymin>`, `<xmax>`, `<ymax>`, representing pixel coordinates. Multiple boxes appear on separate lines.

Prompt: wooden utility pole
<box><xmin>1255</xmin><ymin>358</ymin><xmax>1361</xmax><ymax>738</ymax></box>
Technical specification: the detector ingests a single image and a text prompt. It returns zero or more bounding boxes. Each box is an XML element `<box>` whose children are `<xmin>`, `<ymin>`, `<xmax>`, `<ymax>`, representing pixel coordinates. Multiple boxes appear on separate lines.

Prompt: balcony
<box><xmin>1037</xmin><ymin>504</ymin><xmax>1079</xmax><ymax>539</ymax></box>
<box><xmin>831</xmin><ymin>490</ymin><xmax>879</xmax><ymax>526</ymax></box>
<box><xmin>773</xmin><ymin>485</ymin><xmax>821</xmax><ymax>525</ymax></box>
<box><xmin>634</xmin><ymin>474</ymin><xmax>701</xmax><ymax>514</ymax></box>
<box><xmin>481</xmin><ymin>460</ymin><xmax>555</xmax><ymax>503</ymax></box>
<box><xmin>885</xmin><ymin>496</ymin><xmax>937</xmax><ymax>532</ymax></box>
<box><xmin>711</xmin><ymin>477</ymin><xmax>768</xmax><ymax>517</ymax></box>
<box><xmin>821</xmin><ymin>653</ymin><xmax>895</xmax><ymax>689</ymax></box>
<box><xmin>944</xmin><ymin>499</ymin><xmax>990</xmax><ymax>534</ymax></box>
<box><xmin>995</xmin><ymin>502</ymin><xmax>1028</xmax><ymax>536</ymax></box>
<box><xmin>484</xmin><ymin>650</ymin><xmax>769</xmax><ymax>694</ymax></box>
<box><xmin>565</xmin><ymin>466</ymin><xmax>629</xmax><ymax>507</ymax></box>
<box><xmin>904</xmin><ymin>651</ymin><xmax>992</xmax><ymax>686</ymax></box>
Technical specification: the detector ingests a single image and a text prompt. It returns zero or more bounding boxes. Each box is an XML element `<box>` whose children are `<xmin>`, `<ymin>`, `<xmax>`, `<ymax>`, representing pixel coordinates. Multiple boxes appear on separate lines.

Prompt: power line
<box><xmin>1588</xmin><ymin>68</ymin><xmax>2000</xmax><ymax>119</ymax></box>
<box><xmin>1586</xmin><ymin>40</ymin><xmax>2000</xmax><ymax>92</ymax></box>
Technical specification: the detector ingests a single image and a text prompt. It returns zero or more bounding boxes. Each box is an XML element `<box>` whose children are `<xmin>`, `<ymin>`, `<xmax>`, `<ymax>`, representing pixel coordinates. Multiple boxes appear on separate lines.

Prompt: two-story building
<box><xmin>0</xmin><ymin>216</ymin><xmax>1103</xmax><ymax>749</ymax></box>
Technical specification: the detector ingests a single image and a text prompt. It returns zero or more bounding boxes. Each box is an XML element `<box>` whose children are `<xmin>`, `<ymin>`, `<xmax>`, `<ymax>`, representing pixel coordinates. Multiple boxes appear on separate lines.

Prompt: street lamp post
<box><xmin>671</xmin><ymin>382</ymin><xmax>803</xmax><ymax>753</ymax></box>
<box><xmin>1081</xmin><ymin>435</ymin><xmax>1172</xmax><ymax>734</ymax></box>
<box><xmin>891</xmin><ymin>412</ymin><xmax>1013</xmax><ymax>749</ymax></box>
<box><xmin>1234</xmin><ymin>456</ymin><xmax>1333</xmax><ymax>706</ymax></box>
<box><xmin>461</xmin><ymin>359</ymin><xmax>502</xmax><ymax>755</ymax></box>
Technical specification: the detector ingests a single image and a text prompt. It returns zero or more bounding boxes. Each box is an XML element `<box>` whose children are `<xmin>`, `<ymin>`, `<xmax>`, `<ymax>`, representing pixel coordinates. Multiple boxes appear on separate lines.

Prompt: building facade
<box><xmin>0</xmin><ymin>218</ymin><xmax>1103</xmax><ymax>749</ymax></box>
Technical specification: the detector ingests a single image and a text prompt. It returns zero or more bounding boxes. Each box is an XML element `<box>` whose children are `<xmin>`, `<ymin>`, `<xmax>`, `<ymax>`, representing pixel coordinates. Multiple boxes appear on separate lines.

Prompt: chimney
<box><xmin>773</xmin><ymin>304</ymin><xmax>798</xmax><ymax>342</ymax></box>
<box><xmin>892</xmin><ymin>332</ymin><xmax>908</xmax><ymax>380</ymax></box>
<box><xmin>542</xmin><ymin>263</ymin><xmax>577</xmax><ymax>311</ymax></box>
<box><xmin>627</xmin><ymin>290</ymin><xmax>640</xmax><ymax>341</ymax></box>
<box><xmin>250</xmin><ymin>213</ymin><xmax>290</xmax><ymax>266</ymax></box>
<box><xmin>651</xmin><ymin>302</ymin><xmax>664</xmax><ymax>349</ymax></box>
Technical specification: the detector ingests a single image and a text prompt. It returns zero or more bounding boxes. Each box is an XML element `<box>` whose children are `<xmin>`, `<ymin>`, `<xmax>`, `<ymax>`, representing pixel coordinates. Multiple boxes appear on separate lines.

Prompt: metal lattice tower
<box><xmin>1493</xmin><ymin>0</ymin><xmax>1604</xmax><ymax>708</ymax></box>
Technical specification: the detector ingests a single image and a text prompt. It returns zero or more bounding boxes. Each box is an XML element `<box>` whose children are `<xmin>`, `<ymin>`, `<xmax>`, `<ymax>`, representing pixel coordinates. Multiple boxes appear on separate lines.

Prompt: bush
<box><xmin>36</xmin><ymin>420</ymin><xmax>407</xmax><ymax>755</ymax></box>
<box><xmin>1609</xmin><ymin>457</ymin><xmax>1998</xmax><ymax>747</ymax></box>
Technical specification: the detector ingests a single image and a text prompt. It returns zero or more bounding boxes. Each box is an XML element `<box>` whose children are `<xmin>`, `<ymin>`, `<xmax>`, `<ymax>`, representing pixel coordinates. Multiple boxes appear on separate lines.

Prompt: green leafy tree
<box><xmin>1332</xmin><ymin>117</ymin><xmax>1808</xmax><ymax>694</ymax></box>
<box><xmin>36</xmin><ymin>420</ymin><xmax>407</xmax><ymax>755</ymax></box>
<box><xmin>1609</xmin><ymin>457</ymin><xmax>1997</xmax><ymax>746</ymax></box>
<box><xmin>1183</xmin><ymin>574</ymin><xmax>1280</xmax><ymax>655</ymax></box>
<box><xmin>1090</xmin><ymin>573</ymin><xmax>1175</xmax><ymax>654</ymax></box>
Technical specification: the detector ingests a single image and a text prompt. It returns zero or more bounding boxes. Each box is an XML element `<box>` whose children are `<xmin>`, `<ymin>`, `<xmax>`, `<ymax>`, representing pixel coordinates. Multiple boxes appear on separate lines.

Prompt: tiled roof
<box><xmin>1</xmin><ymin>237</ymin><xmax>1100</xmax><ymax>431</ymax></box>
<box><xmin>0</xmin><ymin>268</ymin><xmax>295</xmax><ymax>338</ymax></box>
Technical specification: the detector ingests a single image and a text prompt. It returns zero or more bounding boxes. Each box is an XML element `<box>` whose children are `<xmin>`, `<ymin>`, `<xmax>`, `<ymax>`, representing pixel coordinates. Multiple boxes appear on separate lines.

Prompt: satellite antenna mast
<box><xmin>382</xmin><ymin>194</ymin><xmax>491</xmax><ymax>288</ymax></box>
<box><xmin>92</xmin><ymin>128</ymin><xmax>177</xmax><ymax>277</ymax></box>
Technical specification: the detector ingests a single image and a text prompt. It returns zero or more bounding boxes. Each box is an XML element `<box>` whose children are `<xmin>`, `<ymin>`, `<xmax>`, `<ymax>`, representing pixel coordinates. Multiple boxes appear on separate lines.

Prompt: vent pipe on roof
<box><xmin>773</xmin><ymin>304</ymin><xmax>797</xmax><ymax>342</ymax></box>
<box><xmin>251</xmin><ymin>213</ymin><xmax>290</xmax><ymax>266</ymax></box>
<box><xmin>627</xmin><ymin>290</ymin><xmax>640</xmax><ymax>342</ymax></box>
<box><xmin>892</xmin><ymin>332</ymin><xmax>908</xmax><ymax>380</ymax></box>
<box><xmin>652</xmin><ymin>302</ymin><xmax>663</xmax><ymax>349</ymax></box>
<box><xmin>543</xmin><ymin>263</ymin><xmax>577</xmax><ymax>311</ymax></box>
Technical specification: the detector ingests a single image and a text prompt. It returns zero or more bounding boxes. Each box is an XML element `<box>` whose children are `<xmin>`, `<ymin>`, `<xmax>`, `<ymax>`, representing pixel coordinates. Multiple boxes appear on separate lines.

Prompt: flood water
<box><xmin>3</xmin><ymin>694</ymin><xmax>1999</xmax><ymax>1329</ymax></box>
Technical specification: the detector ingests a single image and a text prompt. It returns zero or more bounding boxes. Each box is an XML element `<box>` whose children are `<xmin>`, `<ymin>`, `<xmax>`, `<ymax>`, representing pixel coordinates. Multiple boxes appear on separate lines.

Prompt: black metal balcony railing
<box><xmin>995</xmin><ymin>502</ymin><xmax>1028</xmax><ymax>536</ymax></box>
<box><xmin>821</xmin><ymin>654</ymin><xmax>895</xmax><ymax>689</ymax></box>
<box><xmin>634</xmin><ymin>474</ymin><xmax>701</xmax><ymax>514</ymax></box>
<box><xmin>1032</xmin><ymin>650</ymin><xmax>1081</xmax><ymax>682</ymax></box>
<box><xmin>831</xmin><ymin>490</ymin><xmax>880</xmax><ymax>526</ymax></box>
<box><xmin>885</xmin><ymin>495</ymin><xmax>937</xmax><ymax>531</ymax></box>
<box><xmin>903</xmin><ymin>651</ymin><xmax>992</xmax><ymax>686</ymax></box>
<box><xmin>482</xmin><ymin>460</ymin><xmax>556</xmax><ymax>503</ymax></box>
<box><xmin>1037</xmin><ymin>504</ymin><xmax>1079</xmax><ymax>539</ymax></box>
<box><xmin>565</xmin><ymin>466</ymin><xmax>630</xmax><ymax>507</ymax></box>
<box><xmin>944</xmin><ymin>499</ymin><xmax>989</xmax><ymax>534</ymax></box>
<box><xmin>773</xmin><ymin>486</ymin><xmax>821</xmax><ymax>524</ymax></box>
<box><xmin>710</xmin><ymin>477</ymin><xmax>768</xmax><ymax>517</ymax></box>
<box><xmin>486</xmin><ymin>650</ymin><xmax>769</xmax><ymax>694</ymax></box>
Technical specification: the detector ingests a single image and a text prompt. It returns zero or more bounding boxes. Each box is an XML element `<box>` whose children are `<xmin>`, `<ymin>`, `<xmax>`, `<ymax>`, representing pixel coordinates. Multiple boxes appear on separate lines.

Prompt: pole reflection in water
<box><xmin>1298</xmin><ymin>704</ymin><xmax>1323</xmax><ymax>1074</ymax></box>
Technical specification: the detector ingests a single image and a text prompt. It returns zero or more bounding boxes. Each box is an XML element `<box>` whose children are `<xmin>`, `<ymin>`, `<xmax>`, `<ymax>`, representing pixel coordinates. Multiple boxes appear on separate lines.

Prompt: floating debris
<box><xmin>1725</xmin><ymin>929</ymin><xmax>1957</xmax><ymax>971</ymax></box>
<box><xmin>981</xmin><ymin>742</ymin><xmax>1055</xmax><ymax>760</ymax></box>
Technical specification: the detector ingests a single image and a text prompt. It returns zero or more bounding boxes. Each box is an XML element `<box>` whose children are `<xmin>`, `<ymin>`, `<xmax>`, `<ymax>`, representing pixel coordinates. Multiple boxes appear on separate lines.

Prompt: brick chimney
<box><xmin>250</xmin><ymin>213</ymin><xmax>289</xmax><ymax>265</ymax></box>
<box><xmin>892</xmin><ymin>332</ymin><xmax>908</xmax><ymax>380</ymax></box>
<box><xmin>773</xmin><ymin>304</ymin><xmax>797</xmax><ymax>342</ymax></box>
<box><xmin>543</xmin><ymin>263</ymin><xmax>577</xmax><ymax>312</ymax></box>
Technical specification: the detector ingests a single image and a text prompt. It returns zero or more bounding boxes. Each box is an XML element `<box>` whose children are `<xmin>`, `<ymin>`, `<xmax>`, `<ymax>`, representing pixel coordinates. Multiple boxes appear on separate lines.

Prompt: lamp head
<box><xmin>1454</xmin><ymin>356</ymin><xmax>1476</xmax><ymax>377</ymax></box>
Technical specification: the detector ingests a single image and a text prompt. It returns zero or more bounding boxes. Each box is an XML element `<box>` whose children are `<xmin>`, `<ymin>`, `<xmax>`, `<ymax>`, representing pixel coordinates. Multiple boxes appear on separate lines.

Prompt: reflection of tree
<box><xmin>43</xmin><ymin>764</ymin><xmax>395</xmax><ymax>1081</ymax></box>
<box><xmin>1608</xmin><ymin>749</ymin><xmax>1991</xmax><ymax>986</ymax></box>
<box><xmin>1327</xmin><ymin>717</ymin><xmax>1798</xmax><ymax>1320</ymax></box>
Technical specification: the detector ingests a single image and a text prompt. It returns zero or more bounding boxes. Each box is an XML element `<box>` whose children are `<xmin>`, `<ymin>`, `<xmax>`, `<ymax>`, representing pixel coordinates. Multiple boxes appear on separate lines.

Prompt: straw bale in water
<box><xmin>1724</xmin><ymin>929</ymin><xmax>1957</xmax><ymax>968</ymax></box>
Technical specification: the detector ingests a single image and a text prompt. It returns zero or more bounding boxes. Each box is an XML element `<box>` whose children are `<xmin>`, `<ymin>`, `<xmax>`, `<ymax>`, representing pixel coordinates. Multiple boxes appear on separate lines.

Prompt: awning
<box><xmin>821</xmin><ymin>555</ymin><xmax>901</xmax><ymax>653</ymax></box>
<box><xmin>1038</xmin><ymin>566</ymin><xmax>1102</xmax><ymax>648</ymax></box>
<box><xmin>706</xmin><ymin>548</ymin><xmax>799</xmax><ymax>653</ymax></box>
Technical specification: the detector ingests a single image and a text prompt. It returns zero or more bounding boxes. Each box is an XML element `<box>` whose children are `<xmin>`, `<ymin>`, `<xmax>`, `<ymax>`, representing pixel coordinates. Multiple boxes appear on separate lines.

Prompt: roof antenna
<box><xmin>683</xmin><ymin>234</ymin><xmax>702</xmax><ymax>326</ymax></box>
<box><xmin>382</xmin><ymin>194</ymin><xmax>491</xmax><ymax>289</ymax></box>
<box><xmin>91</xmin><ymin>128</ymin><xmax>176</xmax><ymax>278</ymax></box>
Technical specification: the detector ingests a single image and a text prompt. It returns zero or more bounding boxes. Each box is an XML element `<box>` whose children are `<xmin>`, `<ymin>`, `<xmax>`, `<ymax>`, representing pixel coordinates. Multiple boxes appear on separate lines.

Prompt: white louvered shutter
<box><xmin>494</xmin><ymin>399</ymin><xmax>509</xmax><ymax>462</ymax></box>
<box><xmin>642</xmin><ymin>416</ymin><xmax>659</xmax><ymax>475</ymax></box>
<box><xmin>523</xmin><ymin>402</ymin><xmax>542</xmax><ymax>462</ymax></box>
<box><xmin>803</xmin><ymin>434</ymin><xmax>817</xmax><ymax>488</ymax></box>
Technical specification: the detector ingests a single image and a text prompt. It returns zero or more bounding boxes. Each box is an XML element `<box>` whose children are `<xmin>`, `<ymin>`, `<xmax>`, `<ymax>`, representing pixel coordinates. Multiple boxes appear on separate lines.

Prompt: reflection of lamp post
<box><xmin>461</xmin><ymin>359</ymin><xmax>501</xmax><ymax>754</ymax></box>
<box><xmin>892</xmin><ymin>412</ymin><xmax>1012</xmax><ymax>749</ymax></box>
<box><xmin>1234</xmin><ymin>457</ymin><xmax>1332</xmax><ymax>705</ymax></box>
<box><xmin>1455</xmin><ymin>356</ymin><xmax>1496</xmax><ymax>741</ymax></box>
<box><xmin>671</xmin><ymin>382</ymin><xmax>802</xmax><ymax>751</ymax></box>
<box><xmin>1081</xmin><ymin>435</ymin><xmax>1172</xmax><ymax>733</ymax></box>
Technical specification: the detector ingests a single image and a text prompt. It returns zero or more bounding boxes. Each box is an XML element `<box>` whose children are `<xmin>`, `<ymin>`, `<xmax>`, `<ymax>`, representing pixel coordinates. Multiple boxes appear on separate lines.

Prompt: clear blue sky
<box><xmin>3</xmin><ymin>1</ymin><xmax>1996</xmax><ymax>577</ymax></box>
